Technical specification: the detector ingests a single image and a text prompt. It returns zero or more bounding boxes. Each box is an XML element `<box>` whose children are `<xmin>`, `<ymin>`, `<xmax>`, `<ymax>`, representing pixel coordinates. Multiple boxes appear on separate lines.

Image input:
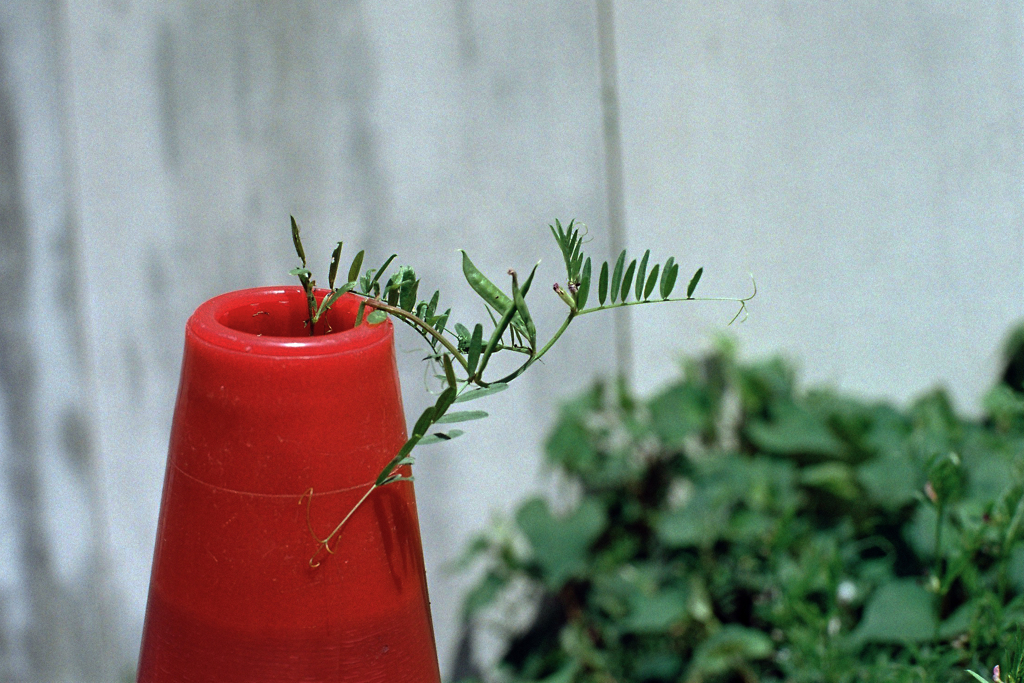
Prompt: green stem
<box><xmin>494</xmin><ymin>274</ymin><xmax>739</xmax><ymax>382</ymax></box>
<box><xmin>418</xmin><ymin>344</ymin><xmax>531</xmax><ymax>370</ymax></box>
<box><xmin>578</xmin><ymin>295</ymin><xmax>751</xmax><ymax>316</ymax></box>
<box><xmin>474</xmin><ymin>286</ymin><xmax>525</xmax><ymax>380</ymax></box>
<box><xmin>577</xmin><ymin>277</ymin><xmax>757</xmax><ymax>318</ymax></box>
<box><xmin>492</xmin><ymin>344</ymin><xmax>533</xmax><ymax>355</ymax></box>
<box><xmin>533</xmin><ymin>312</ymin><xmax>576</xmax><ymax>362</ymax></box>
<box><xmin>488</xmin><ymin>312</ymin><xmax>576</xmax><ymax>386</ymax></box>
<box><xmin>358</xmin><ymin>297</ymin><xmax>469</xmax><ymax>371</ymax></box>
<box><xmin>307</xmin><ymin>483</ymin><xmax>378</xmax><ymax>568</ymax></box>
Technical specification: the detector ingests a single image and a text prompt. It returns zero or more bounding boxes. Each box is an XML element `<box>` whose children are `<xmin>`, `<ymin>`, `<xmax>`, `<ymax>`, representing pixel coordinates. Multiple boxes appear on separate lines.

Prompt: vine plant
<box><xmin>289</xmin><ymin>216</ymin><xmax>755</xmax><ymax>567</ymax></box>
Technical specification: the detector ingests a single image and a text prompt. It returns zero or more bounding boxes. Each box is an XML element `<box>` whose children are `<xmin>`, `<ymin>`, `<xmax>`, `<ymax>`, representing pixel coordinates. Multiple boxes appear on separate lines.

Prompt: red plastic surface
<box><xmin>136</xmin><ymin>287</ymin><xmax>441</xmax><ymax>682</ymax></box>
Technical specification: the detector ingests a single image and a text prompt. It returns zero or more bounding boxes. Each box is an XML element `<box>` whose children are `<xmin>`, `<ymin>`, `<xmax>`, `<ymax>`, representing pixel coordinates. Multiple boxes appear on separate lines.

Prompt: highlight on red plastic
<box><xmin>136</xmin><ymin>286</ymin><xmax>441</xmax><ymax>682</ymax></box>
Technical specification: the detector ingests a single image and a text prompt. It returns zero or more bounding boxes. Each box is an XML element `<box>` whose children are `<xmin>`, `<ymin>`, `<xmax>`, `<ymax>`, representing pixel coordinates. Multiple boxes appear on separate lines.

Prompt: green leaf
<box><xmin>598</xmin><ymin>261</ymin><xmax>609</xmax><ymax>305</ymax></box>
<box><xmin>576</xmin><ymin>257</ymin><xmax>592</xmax><ymax>310</ymax></box>
<box><xmin>906</xmin><ymin>504</ymin><xmax>941</xmax><ymax>557</ymax></box>
<box><xmin>419</xmin><ymin>429</ymin><xmax>465</xmax><ymax>445</ymax></box>
<box><xmin>399</xmin><ymin>272</ymin><xmax>419</xmax><ymax>312</ymax></box>
<box><xmin>460</xmin><ymin>250</ymin><xmax>513</xmax><ymax>314</ymax></box>
<box><xmin>290</xmin><ymin>215</ymin><xmax>306</xmax><ymax>267</ymax></box>
<box><xmin>656</xmin><ymin>489</ymin><xmax>729</xmax><ymax>549</ymax></box>
<box><xmin>660</xmin><ymin>257</ymin><xmax>676</xmax><ymax>299</ymax></box>
<box><xmin>687</xmin><ymin>266</ymin><xmax>704</xmax><ymax>298</ymax></box>
<box><xmin>623</xmin><ymin>587</ymin><xmax>689</xmax><ymax>633</ymax></box>
<box><xmin>800</xmin><ymin>462</ymin><xmax>859</xmax><ymax>500</ymax></box>
<box><xmin>369</xmin><ymin>255</ymin><xmax>396</xmax><ymax>291</ymax></box>
<box><xmin>328</xmin><ymin>242</ymin><xmax>342</xmax><ymax>289</ymax></box>
<box><xmin>620</xmin><ymin>259</ymin><xmax>636</xmax><ymax>302</ymax></box>
<box><xmin>516</xmin><ymin>497</ymin><xmax>606</xmax><ymax>587</ymax></box>
<box><xmin>610</xmin><ymin>250</ymin><xmax>625</xmax><ymax>303</ymax></box>
<box><xmin>386</xmin><ymin>278</ymin><xmax>400</xmax><ymax>306</ymax></box>
<box><xmin>746</xmin><ymin>403</ymin><xmax>845</xmax><ymax>459</ymax></box>
<box><xmin>851</xmin><ymin>579</ymin><xmax>937</xmax><ymax>644</ymax></box>
<box><xmin>553</xmin><ymin>218</ymin><xmax>565</xmax><ymax>240</ymax></box>
<box><xmin>411</xmin><ymin>406</ymin><xmax>436</xmax><ymax>438</ymax></box>
<box><xmin>649</xmin><ymin>382</ymin><xmax>712</xmax><ymax>446</ymax></box>
<box><xmin>455</xmin><ymin>383</ymin><xmax>509</xmax><ymax>403</ymax></box>
<box><xmin>545</xmin><ymin>406</ymin><xmax>599</xmax><ymax>476</ymax></box>
<box><xmin>568</xmin><ymin>222</ymin><xmax>583</xmax><ymax>278</ymax></box>
<box><xmin>635</xmin><ymin>249</ymin><xmax>650</xmax><ymax>301</ymax></box>
<box><xmin>315</xmin><ymin>282</ymin><xmax>354</xmax><ymax>320</ymax></box>
<box><xmin>433</xmin><ymin>384</ymin><xmax>458</xmax><ymax>416</ymax></box>
<box><xmin>435</xmin><ymin>410</ymin><xmax>488</xmax><ymax>424</ymax></box>
<box><xmin>347</xmin><ymin>249</ymin><xmax>364</xmax><ymax>285</ymax></box>
<box><xmin>688</xmin><ymin>626</ymin><xmax>774</xmax><ymax>677</ymax></box>
<box><xmin>426</xmin><ymin>289</ymin><xmax>439</xmax><ymax>319</ymax></box>
<box><xmin>434</xmin><ymin>308</ymin><xmax>451</xmax><ymax>336</ymax></box>
<box><xmin>367</xmin><ymin>310</ymin><xmax>387</xmax><ymax>325</ymax></box>
<box><xmin>290</xmin><ymin>266</ymin><xmax>315</xmax><ymax>321</ymax></box>
<box><xmin>519</xmin><ymin>261</ymin><xmax>537</xmax><ymax>296</ymax></box>
<box><xmin>858</xmin><ymin>452</ymin><xmax>920</xmax><ymax>509</ymax></box>
<box><xmin>467</xmin><ymin>324</ymin><xmax>483</xmax><ymax>376</ymax></box>
<box><xmin>643</xmin><ymin>263</ymin><xmax>659</xmax><ymax>301</ymax></box>
<box><xmin>459</xmin><ymin>250</ymin><xmax>527</xmax><ymax>336</ymax></box>
<box><xmin>512</xmin><ymin>265</ymin><xmax>539</xmax><ymax>348</ymax></box>
<box><xmin>551</xmin><ymin>219</ymin><xmax>576</xmax><ymax>280</ymax></box>
<box><xmin>358</xmin><ymin>268</ymin><xmax>373</xmax><ymax>293</ymax></box>
<box><xmin>633</xmin><ymin>654</ymin><xmax>682</xmax><ymax>681</ymax></box>
<box><xmin>478</xmin><ymin>271</ymin><xmax>526</xmax><ymax>374</ymax></box>
<box><xmin>376</xmin><ymin>437</ymin><xmax>420</xmax><ymax>485</ymax></box>
<box><xmin>441</xmin><ymin>353</ymin><xmax>457</xmax><ymax>390</ymax></box>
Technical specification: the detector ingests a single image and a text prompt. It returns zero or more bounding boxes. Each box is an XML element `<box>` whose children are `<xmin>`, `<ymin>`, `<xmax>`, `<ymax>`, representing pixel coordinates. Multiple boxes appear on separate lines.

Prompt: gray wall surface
<box><xmin>0</xmin><ymin>1</ymin><xmax>1020</xmax><ymax>680</ymax></box>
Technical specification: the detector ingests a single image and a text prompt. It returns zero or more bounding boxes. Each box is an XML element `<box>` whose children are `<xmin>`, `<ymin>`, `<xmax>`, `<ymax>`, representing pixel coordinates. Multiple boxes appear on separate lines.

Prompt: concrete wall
<box><xmin>0</xmin><ymin>1</ymin><xmax>1019</xmax><ymax>680</ymax></box>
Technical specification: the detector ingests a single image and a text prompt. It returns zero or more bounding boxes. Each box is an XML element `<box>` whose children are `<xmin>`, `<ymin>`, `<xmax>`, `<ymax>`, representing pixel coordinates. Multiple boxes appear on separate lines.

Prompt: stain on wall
<box><xmin>0</xmin><ymin>22</ymin><xmax>58</xmax><ymax>679</ymax></box>
<box><xmin>0</xmin><ymin>4</ymin><xmax>120</xmax><ymax>680</ymax></box>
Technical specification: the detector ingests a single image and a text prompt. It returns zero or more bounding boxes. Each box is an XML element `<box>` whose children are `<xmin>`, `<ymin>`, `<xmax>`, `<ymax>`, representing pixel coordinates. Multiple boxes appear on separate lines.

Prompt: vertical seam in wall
<box><xmin>595</xmin><ymin>0</ymin><xmax>633</xmax><ymax>383</ymax></box>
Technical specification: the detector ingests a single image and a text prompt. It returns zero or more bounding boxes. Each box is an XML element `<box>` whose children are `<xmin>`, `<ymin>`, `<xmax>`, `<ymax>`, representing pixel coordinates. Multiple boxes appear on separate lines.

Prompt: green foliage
<box><xmin>289</xmin><ymin>217</ymin><xmax>754</xmax><ymax>566</ymax></box>
<box><xmin>456</xmin><ymin>336</ymin><xmax>1024</xmax><ymax>683</ymax></box>
<box><xmin>517</xmin><ymin>498</ymin><xmax>608</xmax><ymax>588</ymax></box>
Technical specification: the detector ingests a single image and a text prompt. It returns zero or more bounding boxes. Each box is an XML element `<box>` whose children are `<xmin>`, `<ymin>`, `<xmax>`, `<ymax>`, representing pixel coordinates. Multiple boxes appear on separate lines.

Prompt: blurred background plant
<box><xmin>452</xmin><ymin>327</ymin><xmax>1024</xmax><ymax>683</ymax></box>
